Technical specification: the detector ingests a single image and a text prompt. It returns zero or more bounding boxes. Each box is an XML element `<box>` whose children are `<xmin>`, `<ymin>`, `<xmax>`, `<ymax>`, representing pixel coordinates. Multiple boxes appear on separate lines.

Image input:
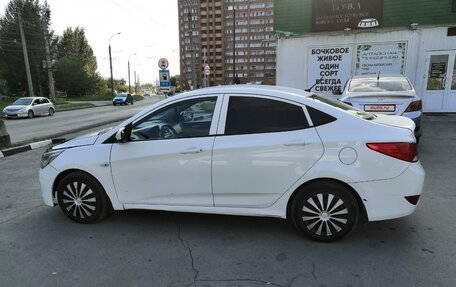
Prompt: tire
<box><xmin>28</xmin><ymin>110</ymin><xmax>34</xmax><ymax>119</ymax></box>
<box><xmin>56</xmin><ymin>172</ymin><xmax>110</xmax><ymax>223</ymax></box>
<box><xmin>290</xmin><ymin>181</ymin><xmax>359</xmax><ymax>242</ymax></box>
<box><xmin>113</xmin><ymin>103</ymin><xmax>116</xmax><ymax>106</ymax></box>
<box><xmin>48</xmin><ymin>108</ymin><xmax>54</xmax><ymax>116</ymax></box>
<box><xmin>131</xmin><ymin>101</ymin><xmax>134</xmax><ymax>105</ymax></box>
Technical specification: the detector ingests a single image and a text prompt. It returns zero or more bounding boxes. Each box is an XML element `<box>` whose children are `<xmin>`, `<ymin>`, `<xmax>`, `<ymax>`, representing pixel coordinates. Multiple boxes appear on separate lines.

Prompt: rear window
<box><xmin>309</xmin><ymin>94</ymin><xmax>375</xmax><ymax>121</ymax></box>
<box><xmin>348</xmin><ymin>77</ymin><xmax>412</xmax><ymax>92</ymax></box>
<box><xmin>225</xmin><ymin>96</ymin><xmax>309</xmax><ymax>135</ymax></box>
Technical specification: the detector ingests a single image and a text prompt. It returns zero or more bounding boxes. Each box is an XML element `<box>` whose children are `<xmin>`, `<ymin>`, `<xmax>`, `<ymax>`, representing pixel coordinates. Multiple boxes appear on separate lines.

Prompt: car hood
<box><xmin>4</xmin><ymin>105</ymin><xmax>27</xmax><ymax>110</ymax></box>
<box><xmin>53</xmin><ymin>132</ymin><xmax>99</xmax><ymax>150</ymax></box>
<box><xmin>372</xmin><ymin>114</ymin><xmax>415</xmax><ymax>131</ymax></box>
<box><xmin>113</xmin><ymin>97</ymin><xmax>126</xmax><ymax>100</ymax></box>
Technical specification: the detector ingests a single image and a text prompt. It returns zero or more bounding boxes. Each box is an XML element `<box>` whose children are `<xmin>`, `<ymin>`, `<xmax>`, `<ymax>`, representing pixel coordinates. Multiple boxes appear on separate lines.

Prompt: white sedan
<box><xmin>39</xmin><ymin>85</ymin><xmax>425</xmax><ymax>242</ymax></box>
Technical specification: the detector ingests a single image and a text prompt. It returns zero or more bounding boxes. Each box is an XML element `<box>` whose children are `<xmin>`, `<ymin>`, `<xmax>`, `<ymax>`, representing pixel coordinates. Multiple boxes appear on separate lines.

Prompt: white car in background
<box><xmin>39</xmin><ymin>85</ymin><xmax>425</xmax><ymax>242</ymax></box>
<box><xmin>335</xmin><ymin>74</ymin><xmax>422</xmax><ymax>140</ymax></box>
<box><xmin>3</xmin><ymin>97</ymin><xmax>55</xmax><ymax>119</ymax></box>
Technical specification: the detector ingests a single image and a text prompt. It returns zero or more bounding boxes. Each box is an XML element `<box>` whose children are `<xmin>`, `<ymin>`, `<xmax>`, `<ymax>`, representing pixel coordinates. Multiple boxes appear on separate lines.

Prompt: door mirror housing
<box><xmin>115</xmin><ymin>123</ymin><xmax>132</xmax><ymax>143</ymax></box>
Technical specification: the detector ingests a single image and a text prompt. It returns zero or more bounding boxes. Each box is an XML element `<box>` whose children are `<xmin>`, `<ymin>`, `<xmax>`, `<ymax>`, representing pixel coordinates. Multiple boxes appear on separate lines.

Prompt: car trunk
<box><xmin>371</xmin><ymin>114</ymin><xmax>415</xmax><ymax>133</ymax></box>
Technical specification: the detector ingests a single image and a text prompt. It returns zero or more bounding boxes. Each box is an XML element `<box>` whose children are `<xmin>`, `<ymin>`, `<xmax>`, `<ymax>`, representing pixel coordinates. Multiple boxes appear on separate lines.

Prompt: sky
<box><xmin>0</xmin><ymin>0</ymin><xmax>180</xmax><ymax>85</ymax></box>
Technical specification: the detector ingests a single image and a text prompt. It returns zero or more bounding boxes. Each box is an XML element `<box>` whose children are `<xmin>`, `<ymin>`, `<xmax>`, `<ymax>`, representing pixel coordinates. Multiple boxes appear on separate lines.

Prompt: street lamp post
<box><xmin>128</xmin><ymin>53</ymin><xmax>136</xmax><ymax>94</ymax></box>
<box><xmin>109</xmin><ymin>32</ymin><xmax>121</xmax><ymax>97</ymax></box>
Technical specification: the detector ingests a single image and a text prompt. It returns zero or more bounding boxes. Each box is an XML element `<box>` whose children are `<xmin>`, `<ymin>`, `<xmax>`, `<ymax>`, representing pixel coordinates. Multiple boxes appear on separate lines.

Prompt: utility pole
<box><xmin>18</xmin><ymin>13</ymin><xmax>34</xmax><ymax>97</ymax></box>
<box><xmin>109</xmin><ymin>32</ymin><xmax>121</xmax><ymax>97</ymax></box>
<box><xmin>128</xmin><ymin>53</ymin><xmax>136</xmax><ymax>93</ymax></box>
<box><xmin>134</xmin><ymin>70</ymin><xmax>137</xmax><ymax>93</ymax></box>
<box><xmin>42</xmin><ymin>20</ymin><xmax>55</xmax><ymax>101</ymax></box>
<box><xmin>202</xmin><ymin>48</ymin><xmax>208</xmax><ymax>88</ymax></box>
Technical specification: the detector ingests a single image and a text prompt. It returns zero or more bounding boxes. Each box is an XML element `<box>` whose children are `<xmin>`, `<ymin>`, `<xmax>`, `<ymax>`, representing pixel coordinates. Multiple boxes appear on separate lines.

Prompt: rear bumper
<box><xmin>402</xmin><ymin>111</ymin><xmax>422</xmax><ymax>138</ymax></box>
<box><xmin>351</xmin><ymin>162</ymin><xmax>425</xmax><ymax>221</ymax></box>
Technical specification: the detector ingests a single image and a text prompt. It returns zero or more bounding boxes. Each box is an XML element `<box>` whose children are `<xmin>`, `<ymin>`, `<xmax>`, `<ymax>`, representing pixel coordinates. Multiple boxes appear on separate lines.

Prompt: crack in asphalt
<box><xmin>174</xmin><ymin>217</ymin><xmax>200</xmax><ymax>287</ymax></box>
<box><xmin>0</xmin><ymin>205</ymin><xmax>43</xmax><ymax>225</ymax></box>
<box><xmin>197</xmin><ymin>278</ymin><xmax>284</xmax><ymax>287</ymax></box>
<box><xmin>311</xmin><ymin>262</ymin><xmax>317</xmax><ymax>280</ymax></box>
<box><xmin>285</xmin><ymin>274</ymin><xmax>305</xmax><ymax>287</ymax></box>
<box><xmin>173</xmin><ymin>216</ymin><xmax>285</xmax><ymax>287</ymax></box>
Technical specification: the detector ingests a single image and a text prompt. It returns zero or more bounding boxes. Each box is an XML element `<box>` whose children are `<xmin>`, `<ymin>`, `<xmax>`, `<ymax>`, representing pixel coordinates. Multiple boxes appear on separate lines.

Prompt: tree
<box><xmin>54</xmin><ymin>26</ymin><xmax>99</xmax><ymax>97</ymax></box>
<box><xmin>0</xmin><ymin>0</ymin><xmax>53</xmax><ymax>96</ymax></box>
<box><xmin>0</xmin><ymin>119</ymin><xmax>11</xmax><ymax>148</ymax></box>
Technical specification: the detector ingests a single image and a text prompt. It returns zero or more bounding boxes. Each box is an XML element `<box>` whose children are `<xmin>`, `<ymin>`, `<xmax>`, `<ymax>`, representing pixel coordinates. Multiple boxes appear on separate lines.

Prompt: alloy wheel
<box><xmin>61</xmin><ymin>181</ymin><xmax>97</xmax><ymax>220</ymax></box>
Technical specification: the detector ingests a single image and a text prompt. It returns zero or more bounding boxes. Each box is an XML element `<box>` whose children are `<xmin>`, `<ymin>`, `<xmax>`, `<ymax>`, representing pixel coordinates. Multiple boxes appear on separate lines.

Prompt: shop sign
<box><xmin>355</xmin><ymin>42</ymin><xmax>407</xmax><ymax>75</ymax></box>
<box><xmin>430</xmin><ymin>63</ymin><xmax>446</xmax><ymax>78</ymax></box>
<box><xmin>311</xmin><ymin>0</ymin><xmax>383</xmax><ymax>32</ymax></box>
<box><xmin>307</xmin><ymin>46</ymin><xmax>353</xmax><ymax>93</ymax></box>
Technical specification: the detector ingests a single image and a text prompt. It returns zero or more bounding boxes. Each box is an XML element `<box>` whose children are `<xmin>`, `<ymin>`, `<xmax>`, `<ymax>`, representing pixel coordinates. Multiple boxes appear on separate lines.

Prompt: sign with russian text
<box><xmin>311</xmin><ymin>0</ymin><xmax>383</xmax><ymax>32</ymax></box>
<box><xmin>307</xmin><ymin>46</ymin><xmax>353</xmax><ymax>94</ymax></box>
<box><xmin>355</xmin><ymin>42</ymin><xmax>406</xmax><ymax>75</ymax></box>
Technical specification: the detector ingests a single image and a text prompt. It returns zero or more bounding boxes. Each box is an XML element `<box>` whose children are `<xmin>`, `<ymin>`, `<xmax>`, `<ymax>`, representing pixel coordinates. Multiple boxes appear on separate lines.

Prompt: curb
<box><xmin>0</xmin><ymin>138</ymin><xmax>66</xmax><ymax>158</ymax></box>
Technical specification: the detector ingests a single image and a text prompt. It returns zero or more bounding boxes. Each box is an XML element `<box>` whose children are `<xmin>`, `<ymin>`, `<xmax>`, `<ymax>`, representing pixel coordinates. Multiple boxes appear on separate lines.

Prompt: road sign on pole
<box><xmin>158</xmin><ymin>58</ymin><xmax>169</xmax><ymax>70</ymax></box>
<box><xmin>159</xmin><ymin>69</ymin><xmax>170</xmax><ymax>87</ymax></box>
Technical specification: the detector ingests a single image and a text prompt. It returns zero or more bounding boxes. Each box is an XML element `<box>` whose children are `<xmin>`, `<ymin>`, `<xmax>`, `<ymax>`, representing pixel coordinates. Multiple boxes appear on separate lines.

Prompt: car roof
<box><xmin>18</xmin><ymin>97</ymin><xmax>42</xmax><ymax>99</ymax></box>
<box><xmin>173</xmin><ymin>85</ymin><xmax>313</xmax><ymax>102</ymax></box>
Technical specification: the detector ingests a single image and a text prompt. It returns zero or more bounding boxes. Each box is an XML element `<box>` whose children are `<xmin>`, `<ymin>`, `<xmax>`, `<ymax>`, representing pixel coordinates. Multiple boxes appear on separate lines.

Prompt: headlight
<box><xmin>40</xmin><ymin>149</ymin><xmax>65</xmax><ymax>169</ymax></box>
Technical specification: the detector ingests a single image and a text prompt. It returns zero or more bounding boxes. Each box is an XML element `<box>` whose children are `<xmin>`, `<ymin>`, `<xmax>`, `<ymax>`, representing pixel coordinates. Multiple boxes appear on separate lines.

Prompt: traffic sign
<box><xmin>159</xmin><ymin>69</ymin><xmax>170</xmax><ymax>87</ymax></box>
<box><xmin>158</xmin><ymin>58</ymin><xmax>169</xmax><ymax>70</ymax></box>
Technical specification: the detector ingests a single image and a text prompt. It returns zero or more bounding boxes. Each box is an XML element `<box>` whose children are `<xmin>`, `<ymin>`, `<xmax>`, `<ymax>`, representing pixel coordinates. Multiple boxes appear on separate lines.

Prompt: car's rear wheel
<box><xmin>28</xmin><ymin>110</ymin><xmax>34</xmax><ymax>119</ymax></box>
<box><xmin>48</xmin><ymin>108</ymin><xmax>54</xmax><ymax>116</ymax></box>
<box><xmin>290</xmin><ymin>181</ymin><xmax>359</xmax><ymax>242</ymax></box>
<box><xmin>56</xmin><ymin>172</ymin><xmax>109</xmax><ymax>223</ymax></box>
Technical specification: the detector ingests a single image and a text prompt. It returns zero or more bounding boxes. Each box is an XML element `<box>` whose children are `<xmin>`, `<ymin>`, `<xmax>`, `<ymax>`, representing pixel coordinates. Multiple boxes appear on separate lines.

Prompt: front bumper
<box><xmin>3</xmin><ymin>111</ymin><xmax>28</xmax><ymax>118</ymax></box>
<box><xmin>351</xmin><ymin>162</ymin><xmax>425</xmax><ymax>221</ymax></box>
<box><xmin>39</xmin><ymin>164</ymin><xmax>60</xmax><ymax>206</ymax></box>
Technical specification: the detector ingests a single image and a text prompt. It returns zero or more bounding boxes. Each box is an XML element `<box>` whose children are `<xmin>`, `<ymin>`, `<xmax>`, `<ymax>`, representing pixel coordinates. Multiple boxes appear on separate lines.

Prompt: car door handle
<box><xmin>180</xmin><ymin>147</ymin><xmax>203</xmax><ymax>154</ymax></box>
<box><xmin>284</xmin><ymin>140</ymin><xmax>310</xmax><ymax>147</ymax></box>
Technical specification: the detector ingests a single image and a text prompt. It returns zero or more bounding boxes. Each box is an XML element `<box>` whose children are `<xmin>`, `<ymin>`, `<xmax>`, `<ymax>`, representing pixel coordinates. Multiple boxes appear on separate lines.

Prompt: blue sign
<box><xmin>159</xmin><ymin>70</ymin><xmax>170</xmax><ymax>87</ymax></box>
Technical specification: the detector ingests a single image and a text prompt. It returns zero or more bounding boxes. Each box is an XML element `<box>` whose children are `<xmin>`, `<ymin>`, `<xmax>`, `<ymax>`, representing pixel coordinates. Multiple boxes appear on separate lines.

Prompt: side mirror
<box><xmin>115</xmin><ymin>127</ymin><xmax>127</xmax><ymax>143</ymax></box>
<box><xmin>332</xmin><ymin>89</ymin><xmax>342</xmax><ymax>96</ymax></box>
<box><xmin>115</xmin><ymin>123</ymin><xmax>132</xmax><ymax>143</ymax></box>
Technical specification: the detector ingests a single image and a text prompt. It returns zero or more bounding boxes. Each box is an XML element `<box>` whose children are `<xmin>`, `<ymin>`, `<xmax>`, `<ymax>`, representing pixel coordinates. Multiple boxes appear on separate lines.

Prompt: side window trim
<box><xmin>302</xmin><ymin>106</ymin><xmax>314</xmax><ymax>127</ymax></box>
<box><xmin>216</xmin><ymin>94</ymin><xmax>230</xmax><ymax>135</ymax></box>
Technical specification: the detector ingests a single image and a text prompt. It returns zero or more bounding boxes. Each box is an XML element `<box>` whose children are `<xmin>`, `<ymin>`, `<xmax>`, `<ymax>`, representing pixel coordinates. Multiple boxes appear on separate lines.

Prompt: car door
<box><xmin>40</xmin><ymin>98</ymin><xmax>51</xmax><ymax>113</ymax></box>
<box><xmin>31</xmin><ymin>98</ymin><xmax>41</xmax><ymax>114</ymax></box>
<box><xmin>110</xmin><ymin>95</ymin><xmax>222</xmax><ymax>206</ymax></box>
<box><xmin>212</xmin><ymin>95</ymin><xmax>324</xmax><ymax>208</ymax></box>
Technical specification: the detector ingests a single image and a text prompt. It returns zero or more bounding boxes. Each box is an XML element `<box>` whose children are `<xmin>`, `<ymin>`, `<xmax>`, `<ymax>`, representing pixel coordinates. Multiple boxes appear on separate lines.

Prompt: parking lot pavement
<box><xmin>1</xmin><ymin>116</ymin><xmax>455</xmax><ymax>287</ymax></box>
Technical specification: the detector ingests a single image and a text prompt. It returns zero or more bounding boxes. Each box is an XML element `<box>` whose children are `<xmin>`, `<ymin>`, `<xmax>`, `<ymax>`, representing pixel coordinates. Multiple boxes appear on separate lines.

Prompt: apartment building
<box><xmin>178</xmin><ymin>0</ymin><xmax>276</xmax><ymax>89</ymax></box>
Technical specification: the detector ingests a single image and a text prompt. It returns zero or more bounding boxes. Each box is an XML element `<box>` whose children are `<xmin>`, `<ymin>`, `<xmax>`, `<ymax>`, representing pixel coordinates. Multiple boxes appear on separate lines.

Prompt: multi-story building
<box><xmin>178</xmin><ymin>0</ymin><xmax>276</xmax><ymax>89</ymax></box>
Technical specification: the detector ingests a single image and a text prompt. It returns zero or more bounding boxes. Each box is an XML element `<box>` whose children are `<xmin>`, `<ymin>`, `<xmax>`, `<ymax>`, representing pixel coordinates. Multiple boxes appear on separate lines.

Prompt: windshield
<box><xmin>309</xmin><ymin>94</ymin><xmax>376</xmax><ymax>120</ymax></box>
<box><xmin>116</xmin><ymin>94</ymin><xmax>127</xmax><ymax>98</ymax></box>
<box><xmin>348</xmin><ymin>77</ymin><xmax>412</xmax><ymax>92</ymax></box>
<box><xmin>12</xmin><ymin>98</ymin><xmax>32</xmax><ymax>105</ymax></box>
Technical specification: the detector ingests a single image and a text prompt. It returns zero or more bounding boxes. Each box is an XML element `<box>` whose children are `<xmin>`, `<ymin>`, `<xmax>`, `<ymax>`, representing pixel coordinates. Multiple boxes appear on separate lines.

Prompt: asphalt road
<box><xmin>0</xmin><ymin>115</ymin><xmax>455</xmax><ymax>287</ymax></box>
<box><xmin>3</xmin><ymin>96</ymin><xmax>163</xmax><ymax>145</ymax></box>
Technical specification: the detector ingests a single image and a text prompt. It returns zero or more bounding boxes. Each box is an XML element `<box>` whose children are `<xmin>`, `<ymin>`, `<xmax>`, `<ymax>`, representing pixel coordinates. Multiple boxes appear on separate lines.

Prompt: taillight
<box><xmin>366</xmin><ymin>142</ymin><xmax>418</xmax><ymax>162</ymax></box>
<box><xmin>404</xmin><ymin>100</ymin><xmax>422</xmax><ymax>113</ymax></box>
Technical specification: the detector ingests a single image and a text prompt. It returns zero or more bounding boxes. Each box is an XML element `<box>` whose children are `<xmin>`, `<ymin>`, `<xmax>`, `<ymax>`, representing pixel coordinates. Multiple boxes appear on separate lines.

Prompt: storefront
<box><xmin>274</xmin><ymin>0</ymin><xmax>456</xmax><ymax>112</ymax></box>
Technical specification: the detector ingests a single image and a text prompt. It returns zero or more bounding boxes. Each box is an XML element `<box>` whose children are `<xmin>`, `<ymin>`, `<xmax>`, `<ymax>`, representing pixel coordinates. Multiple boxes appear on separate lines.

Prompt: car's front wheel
<box><xmin>28</xmin><ymin>110</ymin><xmax>34</xmax><ymax>119</ymax></box>
<box><xmin>290</xmin><ymin>181</ymin><xmax>359</xmax><ymax>242</ymax></box>
<box><xmin>56</xmin><ymin>172</ymin><xmax>110</xmax><ymax>223</ymax></box>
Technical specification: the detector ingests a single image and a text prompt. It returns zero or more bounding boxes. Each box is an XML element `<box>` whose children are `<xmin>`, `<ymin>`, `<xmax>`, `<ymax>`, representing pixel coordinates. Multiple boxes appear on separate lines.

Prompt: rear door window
<box><xmin>225</xmin><ymin>96</ymin><xmax>309</xmax><ymax>135</ymax></box>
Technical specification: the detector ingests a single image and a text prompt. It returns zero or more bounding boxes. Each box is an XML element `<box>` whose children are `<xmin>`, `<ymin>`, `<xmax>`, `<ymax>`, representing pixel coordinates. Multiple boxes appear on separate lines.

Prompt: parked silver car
<box><xmin>3</xmin><ymin>97</ymin><xmax>55</xmax><ymax>119</ymax></box>
<box><xmin>335</xmin><ymin>74</ymin><xmax>422</xmax><ymax>140</ymax></box>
